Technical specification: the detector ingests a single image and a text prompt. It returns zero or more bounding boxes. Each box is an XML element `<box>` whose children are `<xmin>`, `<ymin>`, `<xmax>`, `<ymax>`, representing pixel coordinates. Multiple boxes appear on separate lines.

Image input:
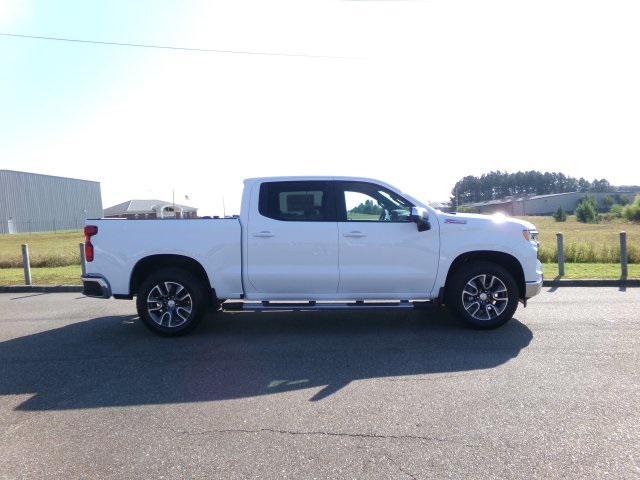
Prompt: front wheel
<box><xmin>136</xmin><ymin>268</ymin><xmax>208</xmax><ymax>336</ymax></box>
<box><xmin>446</xmin><ymin>261</ymin><xmax>519</xmax><ymax>329</ymax></box>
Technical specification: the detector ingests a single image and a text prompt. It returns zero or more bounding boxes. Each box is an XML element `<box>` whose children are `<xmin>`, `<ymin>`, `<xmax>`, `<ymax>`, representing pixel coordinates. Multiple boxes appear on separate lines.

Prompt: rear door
<box><xmin>335</xmin><ymin>181</ymin><xmax>439</xmax><ymax>297</ymax></box>
<box><xmin>246</xmin><ymin>180</ymin><xmax>339</xmax><ymax>296</ymax></box>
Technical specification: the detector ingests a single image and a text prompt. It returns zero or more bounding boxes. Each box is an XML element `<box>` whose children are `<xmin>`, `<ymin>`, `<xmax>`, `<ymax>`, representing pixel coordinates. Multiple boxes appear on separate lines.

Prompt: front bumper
<box><xmin>81</xmin><ymin>275</ymin><xmax>111</xmax><ymax>299</ymax></box>
<box><xmin>525</xmin><ymin>277</ymin><xmax>543</xmax><ymax>298</ymax></box>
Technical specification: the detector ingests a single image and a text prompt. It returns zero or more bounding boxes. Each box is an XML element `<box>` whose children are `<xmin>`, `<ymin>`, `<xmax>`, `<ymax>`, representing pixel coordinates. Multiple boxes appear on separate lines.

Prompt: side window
<box><xmin>345</xmin><ymin>191</ymin><xmax>384</xmax><ymax>221</ymax></box>
<box><xmin>259</xmin><ymin>181</ymin><xmax>335</xmax><ymax>221</ymax></box>
<box><xmin>338</xmin><ymin>182</ymin><xmax>413</xmax><ymax>222</ymax></box>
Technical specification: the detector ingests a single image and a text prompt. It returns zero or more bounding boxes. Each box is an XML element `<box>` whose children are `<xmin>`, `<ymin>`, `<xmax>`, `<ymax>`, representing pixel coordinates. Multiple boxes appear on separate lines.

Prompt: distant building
<box><xmin>460</xmin><ymin>191</ymin><xmax>637</xmax><ymax>216</ymax></box>
<box><xmin>430</xmin><ymin>200</ymin><xmax>453</xmax><ymax>212</ymax></box>
<box><xmin>0</xmin><ymin>170</ymin><xmax>102</xmax><ymax>234</ymax></box>
<box><xmin>103</xmin><ymin>200</ymin><xmax>198</xmax><ymax>219</ymax></box>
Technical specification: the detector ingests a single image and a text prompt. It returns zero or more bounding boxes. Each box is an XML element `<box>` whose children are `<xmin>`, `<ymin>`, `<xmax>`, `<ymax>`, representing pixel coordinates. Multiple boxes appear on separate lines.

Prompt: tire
<box><xmin>136</xmin><ymin>267</ymin><xmax>208</xmax><ymax>336</ymax></box>
<box><xmin>446</xmin><ymin>261</ymin><xmax>519</xmax><ymax>329</ymax></box>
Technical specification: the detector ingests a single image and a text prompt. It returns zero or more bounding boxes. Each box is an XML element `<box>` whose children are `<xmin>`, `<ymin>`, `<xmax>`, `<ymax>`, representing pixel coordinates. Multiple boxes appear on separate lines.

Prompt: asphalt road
<box><xmin>0</xmin><ymin>288</ymin><xmax>638</xmax><ymax>479</ymax></box>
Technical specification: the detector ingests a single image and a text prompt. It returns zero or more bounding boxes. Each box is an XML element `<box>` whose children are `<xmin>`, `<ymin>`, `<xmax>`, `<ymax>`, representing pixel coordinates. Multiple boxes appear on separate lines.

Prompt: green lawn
<box><xmin>0</xmin><ymin>229</ymin><xmax>83</xmax><ymax>268</ymax></box>
<box><xmin>347</xmin><ymin>213</ymin><xmax>380</xmax><ymax>220</ymax></box>
<box><xmin>0</xmin><ymin>265</ymin><xmax>82</xmax><ymax>285</ymax></box>
<box><xmin>543</xmin><ymin>263</ymin><xmax>639</xmax><ymax>279</ymax></box>
<box><xmin>518</xmin><ymin>215</ymin><xmax>639</xmax><ymax>263</ymax></box>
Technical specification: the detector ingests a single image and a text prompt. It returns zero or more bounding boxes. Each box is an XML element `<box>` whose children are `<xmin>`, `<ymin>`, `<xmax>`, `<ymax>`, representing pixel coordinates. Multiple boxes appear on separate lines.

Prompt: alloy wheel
<box><xmin>461</xmin><ymin>274</ymin><xmax>509</xmax><ymax>321</ymax></box>
<box><xmin>146</xmin><ymin>281</ymin><xmax>193</xmax><ymax>328</ymax></box>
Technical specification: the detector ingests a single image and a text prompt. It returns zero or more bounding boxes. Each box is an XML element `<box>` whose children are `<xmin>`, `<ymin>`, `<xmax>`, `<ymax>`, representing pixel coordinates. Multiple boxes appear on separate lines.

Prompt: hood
<box><xmin>438</xmin><ymin>211</ymin><xmax>537</xmax><ymax>231</ymax></box>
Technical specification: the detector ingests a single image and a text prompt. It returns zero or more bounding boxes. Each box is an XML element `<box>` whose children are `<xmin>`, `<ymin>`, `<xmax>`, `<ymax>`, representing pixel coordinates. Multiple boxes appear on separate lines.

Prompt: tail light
<box><xmin>84</xmin><ymin>225</ymin><xmax>98</xmax><ymax>262</ymax></box>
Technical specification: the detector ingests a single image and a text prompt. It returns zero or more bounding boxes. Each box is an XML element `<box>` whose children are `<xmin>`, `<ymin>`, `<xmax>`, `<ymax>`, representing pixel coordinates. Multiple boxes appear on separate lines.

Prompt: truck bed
<box><xmin>84</xmin><ymin>218</ymin><xmax>242</xmax><ymax>298</ymax></box>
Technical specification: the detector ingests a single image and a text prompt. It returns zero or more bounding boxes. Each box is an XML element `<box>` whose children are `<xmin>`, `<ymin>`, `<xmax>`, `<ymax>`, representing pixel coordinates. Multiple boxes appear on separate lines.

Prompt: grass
<box><xmin>518</xmin><ymin>215</ymin><xmax>639</xmax><ymax>264</ymax></box>
<box><xmin>543</xmin><ymin>263</ymin><xmax>639</xmax><ymax>279</ymax></box>
<box><xmin>347</xmin><ymin>213</ymin><xmax>380</xmax><ymax>220</ymax></box>
<box><xmin>0</xmin><ymin>229</ymin><xmax>83</xmax><ymax>268</ymax></box>
<box><xmin>0</xmin><ymin>265</ymin><xmax>82</xmax><ymax>285</ymax></box>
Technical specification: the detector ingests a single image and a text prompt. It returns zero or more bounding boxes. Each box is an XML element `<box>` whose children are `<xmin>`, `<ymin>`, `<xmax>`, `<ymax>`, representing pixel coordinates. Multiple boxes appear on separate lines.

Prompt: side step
<box><xmin>222</xmin><ymin>300</ymin><xmax>436</xmax><ymax>312</ymax></box>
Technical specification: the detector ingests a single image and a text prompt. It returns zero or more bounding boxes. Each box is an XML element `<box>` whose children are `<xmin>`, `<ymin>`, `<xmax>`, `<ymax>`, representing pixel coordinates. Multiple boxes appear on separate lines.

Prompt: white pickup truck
<box><xmin>82</xmin><ymin>176</ymin><xmax>543</xmax><ymax>335</ymax></box>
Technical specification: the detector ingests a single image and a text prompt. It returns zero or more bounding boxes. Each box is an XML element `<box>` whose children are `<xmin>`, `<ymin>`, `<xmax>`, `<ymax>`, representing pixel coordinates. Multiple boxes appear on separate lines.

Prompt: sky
<box><xmin>1</xmin><ymin>0</ymin><xmax>639</xmax><ymax>216</ymax></box>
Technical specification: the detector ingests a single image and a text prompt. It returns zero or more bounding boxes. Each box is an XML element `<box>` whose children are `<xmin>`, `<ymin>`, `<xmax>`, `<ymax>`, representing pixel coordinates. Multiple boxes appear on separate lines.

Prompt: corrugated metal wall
<box><xmin>523</xmin><ymin>192</ymin><xmax>630</xmax><ymax>215</ymax></box>
<box><xmin>0</xmin><ymin>170</ymin><xmax>103</xmax><ymax>234</ymax></box>
<box><xmin>471</xmin><ymin>192</ymin><xmax>638</xmax><ymax>216</ymax></box>
<box><xmin>523</xmin><ymin>193</ymin><xmax>583</xmax><ymax>215</ymax></box>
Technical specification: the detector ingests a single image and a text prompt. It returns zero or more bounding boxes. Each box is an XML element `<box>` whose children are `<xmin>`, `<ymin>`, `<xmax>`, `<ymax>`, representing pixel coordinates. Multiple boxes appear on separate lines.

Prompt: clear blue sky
<box><xmin>1</xmin><ymin>1</ymin><xmax>190</xmax><ymax>157</ymax></box>
<box><xmin>2</xmin><ymin>1</ymin><xmax>639</xmax><ymax>215</ymax></box>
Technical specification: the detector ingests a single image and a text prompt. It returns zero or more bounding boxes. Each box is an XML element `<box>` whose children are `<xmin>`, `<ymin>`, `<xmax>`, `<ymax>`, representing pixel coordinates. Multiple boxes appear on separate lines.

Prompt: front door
<box><xmin>247</xmin><ymin>180</ymin><xmax>339</xmax><ymax>296</ymax></box>
<box><xmin>335</xmin><ymin>181</ymin><xmax>439</xmax><ymax>297</ymax></box>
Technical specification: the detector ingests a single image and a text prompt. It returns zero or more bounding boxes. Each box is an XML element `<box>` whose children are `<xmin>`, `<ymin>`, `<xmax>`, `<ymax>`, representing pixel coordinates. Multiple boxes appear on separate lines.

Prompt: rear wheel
<box><xmin>136</xmin><ymin>267</ymin><xmax>208</xmax><ymax>336</ymax></box>
<box><xmin>446</xmin><ymin>261</ymin><xmax>519</xmax><ymax>329</ymax></box>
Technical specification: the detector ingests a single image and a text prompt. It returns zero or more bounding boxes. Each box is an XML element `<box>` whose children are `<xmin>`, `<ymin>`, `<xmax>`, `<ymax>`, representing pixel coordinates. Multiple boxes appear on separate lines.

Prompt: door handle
<box><xmin>343</xmin><ymin>231</ymin><xmax>366</xmax><ymax>238</ymax></box>
<box><xmin>253</xmin><ymin>231</ymin><xmax>274</xmax><ymax>238</ymax></box>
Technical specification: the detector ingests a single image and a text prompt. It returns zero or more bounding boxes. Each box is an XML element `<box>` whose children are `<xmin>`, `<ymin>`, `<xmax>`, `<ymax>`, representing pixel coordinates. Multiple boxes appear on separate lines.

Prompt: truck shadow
<box><xmin>0</xmin><ymin>309</ymin><xmax>532</xmax><ymax>411</ymax></box>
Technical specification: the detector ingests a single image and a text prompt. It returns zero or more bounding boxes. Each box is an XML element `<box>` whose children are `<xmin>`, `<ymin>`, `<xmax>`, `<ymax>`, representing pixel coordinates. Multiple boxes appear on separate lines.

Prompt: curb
<box><xmin>543</xmin><ymin>279</ymin><xmax>640</xmax><ymax>287</ymax></box>
<box><xmin>0</xmin><ymin>285</ymin><xmax>83</xmax><ymax>293</ymax></box>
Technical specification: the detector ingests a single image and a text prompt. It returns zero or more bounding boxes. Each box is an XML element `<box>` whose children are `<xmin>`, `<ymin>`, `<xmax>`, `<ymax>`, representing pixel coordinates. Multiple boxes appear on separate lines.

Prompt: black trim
<box><xmin>82</xmin><ymin>280</ymin><xmax>104</xmax><ymax>297</ymax></box>
<box><xmin>436</xmin><ymin>287</ymin><xmax>445</xmax><ymax>306</ymax></box>
<box><xmin>81</xmin><ymin>275</ymin><xmax>111</xmax><ymax>299</ymax></box>
<box><xmin>113</xmin><ymin>294</ymin><xmax>133</xmax><ymax>300</ymax></box>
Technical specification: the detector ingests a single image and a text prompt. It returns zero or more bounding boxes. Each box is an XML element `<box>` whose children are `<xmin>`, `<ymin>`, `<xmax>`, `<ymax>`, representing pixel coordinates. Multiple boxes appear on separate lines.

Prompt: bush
<box><xmin>553</xmin><ymin>206</ymin><xmax>567</xmax><ymax>222</ymax></box>
<box><xmin>456</xmin><ymin>205</ymin><xmax>476</xmax><ymax>213</ymax></box>
<box><xmin>623</xmin><ymin>202</ymin><xmax>640</xmax><ymax>222</ymax></box>
<box><xmin>575</xmin><ymin>196</ymin><xmax>599</xmax><ymax>223</ymax></box>
<box><xmin>603</xmin><ymin>195</ymin><xmax>614</xmax><ymax>209</ymax></box>
<box><xmin>618</xmin><ymin>195</ymin><xmax>631</xmax><ymax>206</ymax></box>
<box><xmin>610</xmin><ymin>204</ymin><xmax>624</xmax><ymax>218</ymax></box>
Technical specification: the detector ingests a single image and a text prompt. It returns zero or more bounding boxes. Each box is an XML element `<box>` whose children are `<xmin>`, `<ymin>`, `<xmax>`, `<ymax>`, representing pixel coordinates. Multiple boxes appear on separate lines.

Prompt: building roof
<box><xmin>430</xmin><ymin>200</ymin><xmax>452</xmax><ymax>209</ymax></box>
<box><xmin>104</xmin><ymin>199</ymin><xmax>198</xmax><ymax>216</ymax></box>
<box><xmin>462</xmin><ymin>190</ymin><xmax>636</xmax><ymax>208</ymax></box>
<box><xmin>463</xmin><ymin>197</ymin><xmax>520</xmax><ymax>207</ymax></box>
<box><xmin>0</xmin><ymin>169</ymin><xmax>100</xmax><ymax>184</ymax></box>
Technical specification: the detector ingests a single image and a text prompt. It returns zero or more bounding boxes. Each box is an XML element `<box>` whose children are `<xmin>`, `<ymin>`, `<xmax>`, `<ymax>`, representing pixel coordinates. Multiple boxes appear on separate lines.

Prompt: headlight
<box><xmin>523</xmin><ymin>229</ymin><xmax>539</xmax><ymax>245</ymax></box>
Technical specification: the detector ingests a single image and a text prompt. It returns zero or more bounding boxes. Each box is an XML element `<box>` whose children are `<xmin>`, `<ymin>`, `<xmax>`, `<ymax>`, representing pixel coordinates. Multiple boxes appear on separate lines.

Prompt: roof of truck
<box><xmin>243</xmin><ymin>176</ymin><xmax>428</xmax><ymax>208</ymax></box>
<box><xmin>244</xmin><ymin>176</ymin><xmax>394</xmax><ymax>187</ymax></box>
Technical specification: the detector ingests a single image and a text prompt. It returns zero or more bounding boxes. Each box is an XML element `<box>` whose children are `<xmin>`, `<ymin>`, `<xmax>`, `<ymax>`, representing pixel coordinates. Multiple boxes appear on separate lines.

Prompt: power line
<box><xmin>0</xmin><ymin>32</ymin><xmax>348</xmax><ymax>59</ymax></box>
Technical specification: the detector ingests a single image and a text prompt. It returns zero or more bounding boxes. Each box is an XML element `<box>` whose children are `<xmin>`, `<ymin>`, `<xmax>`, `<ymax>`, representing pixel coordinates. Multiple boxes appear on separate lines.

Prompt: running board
<box><xmin>222</xmin><ymin>300</ymin><xmax>436</xmax><ymax>312</ymax></box>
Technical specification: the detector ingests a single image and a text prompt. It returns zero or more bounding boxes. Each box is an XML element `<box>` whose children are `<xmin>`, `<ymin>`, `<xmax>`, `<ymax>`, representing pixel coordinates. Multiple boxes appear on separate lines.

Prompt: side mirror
<box><xmin>410</xmin><ymin>207</ymin><xmax>431</xmax><ymax>232</ymax></box>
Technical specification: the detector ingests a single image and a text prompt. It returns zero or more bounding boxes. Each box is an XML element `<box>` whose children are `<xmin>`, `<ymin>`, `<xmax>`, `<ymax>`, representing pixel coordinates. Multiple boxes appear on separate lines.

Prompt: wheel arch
<box><xmin>444</xmin><ymin>251</ymin><xmax>526</xmax><ymax>299</ymax></box>
<box><xmin>129</xmin><ymin>254</ymin><xmax>216</xmax><ymax>303</ymax></box>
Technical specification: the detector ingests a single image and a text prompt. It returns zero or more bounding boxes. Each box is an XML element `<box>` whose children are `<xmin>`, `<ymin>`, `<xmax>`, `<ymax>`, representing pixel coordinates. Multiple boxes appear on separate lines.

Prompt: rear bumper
<box><xmin>81</xmin><ymin>275</ymin><xmax>111</xmax><ymax>299</ymax></box>
<box><xmin>525</xmin><ymin>277</ymin><xmax>543</xmax><ymax>298</ymax></box>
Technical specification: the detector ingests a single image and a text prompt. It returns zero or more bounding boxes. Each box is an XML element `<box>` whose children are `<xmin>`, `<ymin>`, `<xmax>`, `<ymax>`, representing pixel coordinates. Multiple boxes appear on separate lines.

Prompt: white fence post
<box><xmin>556</xmin><ymin>233</ymin><xmax>565</xmax><ymax>277</ymax></box>
<box><xmin>21</xmin><ymin>244</ymin><xmax>32</xmax><ymax>285</ymax></box>
<box><xmin>620</xmin><ymin>232</ymin><xmax>628</xmax><ymax>279</ymax></box>
<box><xmin>79</xmin><ymin>243</ymin><xmax>86</xmax><ymax>276</ymax></box>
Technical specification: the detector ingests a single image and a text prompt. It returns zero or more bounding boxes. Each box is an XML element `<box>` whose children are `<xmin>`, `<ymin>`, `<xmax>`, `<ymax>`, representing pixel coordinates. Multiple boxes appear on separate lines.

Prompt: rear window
<box><xmin>258</xmin><ymin>181</ymin><xmax>335</xmax><ymax>221</ymax></box>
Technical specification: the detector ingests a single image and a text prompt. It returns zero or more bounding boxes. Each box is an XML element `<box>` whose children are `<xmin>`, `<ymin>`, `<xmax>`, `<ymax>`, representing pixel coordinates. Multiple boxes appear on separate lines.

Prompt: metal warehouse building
<box><xmin>462</xmin><ymin>191</ymin><xmax>637</xmax><ymax>216</ymax></box>
<box><xmin>0</xmin><ymin>170</ymin><xmax>103</xmax><ymax>234</ymax></box>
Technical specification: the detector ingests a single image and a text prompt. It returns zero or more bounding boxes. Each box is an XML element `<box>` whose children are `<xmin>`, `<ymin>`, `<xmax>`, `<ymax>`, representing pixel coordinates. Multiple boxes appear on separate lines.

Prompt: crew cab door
<box><xmin>246</xmin><ymin>180</ymin><xmax>339</xmax><ymax>296</ymax></box>
<box><xmin>335</xmin><ymin>181</ymin><xmax>439</xmax><ymax>297</ymax></box>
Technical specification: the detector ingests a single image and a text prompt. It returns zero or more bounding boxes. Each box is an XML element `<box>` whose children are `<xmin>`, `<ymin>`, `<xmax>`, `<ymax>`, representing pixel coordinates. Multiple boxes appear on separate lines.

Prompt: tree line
<box><xmin>350</xmin><ymin>199</ymin><xmax>383</xmax><ymax>215</ymax></box>
<box><xmin>451</xmin><ymin>171</ymin><xmax>613</xmax><ymax>207</ymax></box>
